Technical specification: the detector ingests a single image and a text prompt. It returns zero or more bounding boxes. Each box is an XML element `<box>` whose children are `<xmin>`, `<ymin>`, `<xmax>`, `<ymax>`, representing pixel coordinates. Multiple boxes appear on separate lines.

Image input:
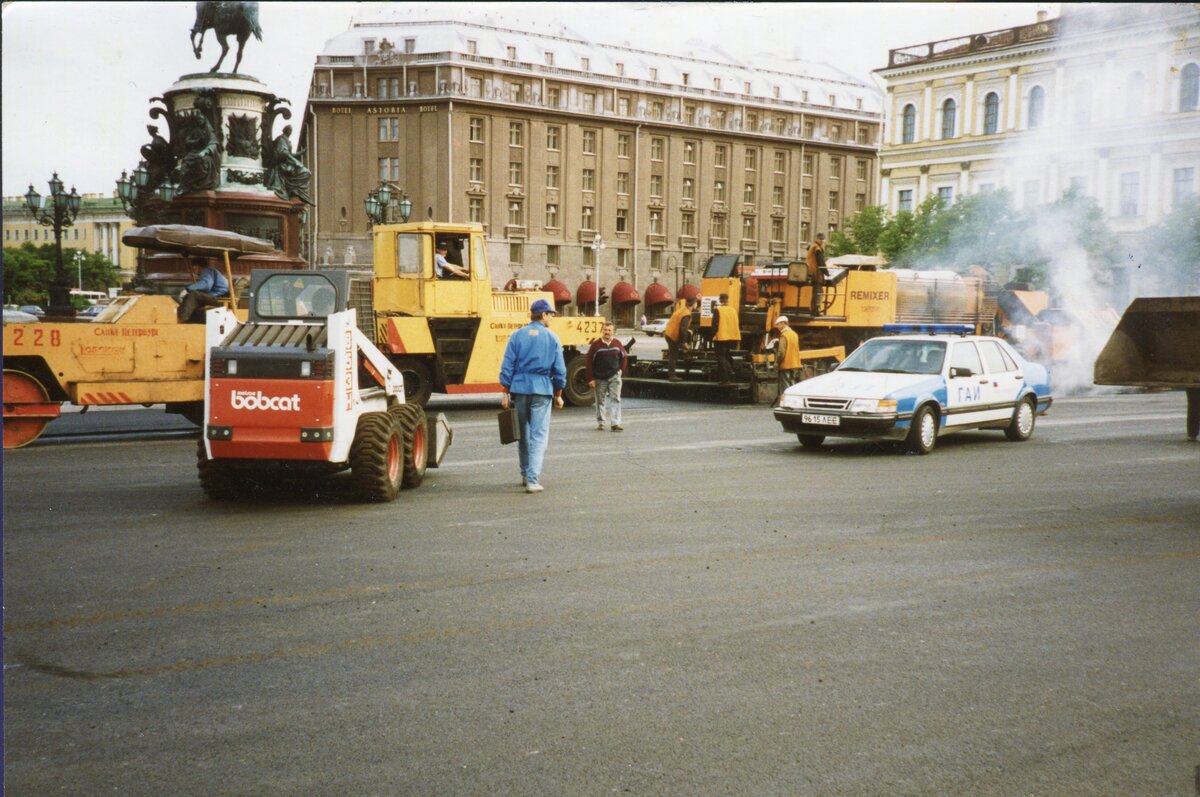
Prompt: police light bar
<box><xmin>883</xmin><ymin>323</ymin><xmax>975</xmax><ymax>335</ymax></box>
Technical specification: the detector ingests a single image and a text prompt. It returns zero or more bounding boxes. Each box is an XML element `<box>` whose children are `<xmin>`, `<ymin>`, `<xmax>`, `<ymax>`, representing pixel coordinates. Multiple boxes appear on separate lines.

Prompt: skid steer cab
<box><xmin>198</xmin><ymin>269</ymin><xmax>452</xmax><ymax>502</ymax></box>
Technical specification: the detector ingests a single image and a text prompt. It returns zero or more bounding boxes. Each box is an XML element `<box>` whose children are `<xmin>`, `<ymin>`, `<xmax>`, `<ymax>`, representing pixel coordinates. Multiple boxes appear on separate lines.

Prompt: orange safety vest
<box><xmin>778</xmin><ymin>326</ymin><xmax>802</xmax><ymax>369</ymax></box>
<box><xmin>714</xmin><ymin>305</ymin><xmax>741</xmax><ymax>342</ymax></box>
<box><xmin>664</xmin><ymin>302</ymin><xmax>690</xmax><ymax>342</ymax></box>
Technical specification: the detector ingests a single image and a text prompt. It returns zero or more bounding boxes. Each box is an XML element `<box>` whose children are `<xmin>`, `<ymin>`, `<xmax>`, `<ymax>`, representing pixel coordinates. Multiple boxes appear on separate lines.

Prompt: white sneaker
<box><xmin>525</xmin><ymin>483</ymin><xmax>544</xmax><ymax>493</ymax></box>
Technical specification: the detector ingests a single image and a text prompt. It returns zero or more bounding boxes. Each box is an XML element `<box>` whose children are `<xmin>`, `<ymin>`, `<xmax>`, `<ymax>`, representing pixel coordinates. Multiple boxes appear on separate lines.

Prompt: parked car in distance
<box><xmin>79</xmin><ymin>304</ymin><xmax>107</xmax><ymax>318</ymax></box>
<box><xmin>774</xmin><ymin>324</ymin><xmax>1053</xmax><ymax>454</ymax></box>
<box><xmin>19</xmin><ymin>305</ymin><xmax>45</xmax><ymax>317</ymax></box>
<box><xmin>4</xmin><ymin>307</ymin><xmax>40</xmax><ymax>323</ymax></box>
<box><xmin>641</xmin><ymin>316</ymin><xmax>669</xmax><ymax>336</ymax></box>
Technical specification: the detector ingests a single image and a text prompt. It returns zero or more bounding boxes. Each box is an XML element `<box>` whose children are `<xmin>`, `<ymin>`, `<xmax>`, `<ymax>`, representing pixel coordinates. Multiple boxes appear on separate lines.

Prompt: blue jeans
<box><xmin>513</xmin><ymin>393</ymin><xmax>553</xmax><ymax>485</ymax></box>
<box><xmin>594</xmin><ymin>373</ymin><xmax>622</xmax><ymax>426</ymax></box>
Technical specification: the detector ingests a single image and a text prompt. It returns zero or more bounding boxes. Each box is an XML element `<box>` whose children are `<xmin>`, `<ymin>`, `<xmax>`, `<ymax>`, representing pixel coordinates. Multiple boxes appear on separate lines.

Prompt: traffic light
<box><xmin>598</xmin><ymin>287</ymin><xmax>608</xmax><ymax>306</ymax></box>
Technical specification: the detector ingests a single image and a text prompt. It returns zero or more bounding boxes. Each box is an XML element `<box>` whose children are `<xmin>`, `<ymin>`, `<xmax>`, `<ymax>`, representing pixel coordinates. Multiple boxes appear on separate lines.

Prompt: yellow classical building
<box><xmin>875</xmin><ymin>5</ymin><xmax>1199</xmax><ymax>244</ymax></box>
<box><xmin>3</xmin><ymin>193</ymin><xmax>138</xmax><ymax>283</ymax></box>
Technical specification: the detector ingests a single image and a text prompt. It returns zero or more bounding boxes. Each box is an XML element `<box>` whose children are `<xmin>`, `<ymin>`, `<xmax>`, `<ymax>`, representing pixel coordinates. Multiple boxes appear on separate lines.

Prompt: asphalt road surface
<box><xmin>3</xmin><ymin>392</ymin><xmax>1198</xmax><ymax>796</ymax></box>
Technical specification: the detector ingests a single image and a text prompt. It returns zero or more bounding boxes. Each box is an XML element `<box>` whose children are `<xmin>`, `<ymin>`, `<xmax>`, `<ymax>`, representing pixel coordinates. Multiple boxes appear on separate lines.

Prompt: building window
<box><xmin>469</xmin><ymin>117</ymin><xmax>484</xmax><ymax>143</ymax></box>
<box><xmin>509</xmin><ymin>162</ymin><xmax>523</xmax><ymax>187</ymax></box>
<box><xmin>651</xmin><ymin>138</ymin><xmax>664</xmax><ymax>160</ymax></box>
<box><xmin>744</xmin><ymin>183</ymin><xmax>756</xmax><ymax>204</ymax></box>
<box><xmin>937</xmin><ymin>186</ymin><xmax>954</xmax><ymax>204</ymax></box>
<box><xmin>582</xmin><ymin>168</ymin><xmax>595</xmax><ymax>191</ymax></box>
<box><xmin>547</xmin><ymin>87</ymin><xmax>561</xmax><ymax>107</ymax></box>
<box><xmin>858</xmin><ymin>127</ymin><xmax>869</xmax><ymax>144</ymax></box>
<box><xmin>1028</xmin><ymin>86</ymin><xmax>1045</xmax><ymax>129</ymax></box>
<box><xmin>774</xmin><ymin>116</ymin><xmax>785</xmax><ymax>134</ymax></box>
<box><xmin>618</xmin><ymin>133</ymin><xmax>630</xmax><ymax>157</ymax></box>
<box><xmin>581</xmin><ymin>57</ymin><xmax>590</xmax><ymax>72</ymax></box>
<box><xmin>681</xmin><ymin>72</ymin><xmax>690</xmax><ymax>86</ymax></box>
<box><xmin>714</xmin><ymin>110</ymin><xmax>727</xmax><ymax>128</ymax></box>
<box><xmin>681</xmin><ymin>211</ymin><xmax>695</xmax><ymax>237</ymax></box>
<box><xmin>547</xmin><ymin>126</ymin><xmax>560</xmax><ymax>150</ymax></box>
<box><xmin>616</xmin><ymin>208</ymin><xmax>628</xmax><ymax>232</ymax></box>
<box><xmin>545</xmin><ymin>51</ymin><xmax>555</xmax><ymax>66</ymax></box>
<box><xmin>510</xmin><ymin>243</ymin><xmax>523</xmax><ymax>263</ymax></box>
<box><xmin>1180</xmin><ymin>63</ymin><xmax>1199</xmax><ymax>112</ymax></box>
<box><xmin>713</xmin><ymin>77</ymin><xmax>722</xmax><ymax>90</ymax></box>
<box><xmin>547</xmin><ymin>245</ymin><xmax>560</xmax><ymax>265</ymax></box>
<box><xmin>803</xmin><ymin>119</ymin><xmax>815</xmax><ymax>138</ymax></box>
<box><xmin>828</xmin><ymin>192</ymin><xmax>839</xmax><ymax>211</ymax></box>
<box><xmin>581</xmin><ymin>206</ymin><xmax>594</xmax><ymax>230</ymax></box>
<box><xmin>855</xmin><ymin>193</ymin><xmax>866</xmax><ymax>211</ymax></box>
<box><xmin>545</xmin><ymin>204</ymin><xmax>558</xmax><ymax>228</ymax></box>
<box><xmin>469</xmin><ymin>158</ymin><xmax>483</xmax><ymax>183</ymax></box>
<box><xmin>898</xmin><ymin>189</ymin><xmax>913</xmax><ymax>212</ymax></box>
<box><xmin>1023</xmin><ymin>180</ymin><xmax>1041</xmax><ymax>208</ymax></box>
<box><xmin>379</xmin><ymin>157</ymin><xmax>399</xmax><ymax>181</ymax></box>
<box><xmin>801</xmin><ymin>188</ymin><xmax>812</xmax><ymax>208</ymax></box>
<box><xmin>772</xmin><ymin>185</ymin><xmax>784</xmax><ymax>206</ymax></box>
<box><xmin>745</xmin><ymin>149</ymin><xmax>757</xmax><ymax>171</ymax></box>
<box><xmin>684</xmin><ymin>105</ymin><xmax>696</xmax><ymax>125</ymax></box>
<box><xmin>583</xmin><ymin>247</ymin><xmax>594</xmax><ymax>268</ymax></box>
<box><xmin>469</xmin><ymin>77</ymin><xmax>483</xmax><ymax>98</ymax></box>
<box><xmin>683</xmin><ymin>177</ymin><xmax>695</xmax><ymax>200</ymax></box>
<box><xmin>649</xmin><ymin>67</ymin><xmax>658</xmax><ymax>81</ymax></box>
<box><xmin>714</xmin><ymin>180</ymin><xmax>726</xmax><ymax>202</ymax></box>
<box><xmin>546</xmin><ymin>164</ymin><xmax>559</xmax><ymax>188</ymax></box>
<box><xmin>830</xmin><ymin>158</ymin><xmax>841</xmax><ymax>179</ymax></box>
<box><xmin>509</xmin><ymin>122</ymin><xmax>523</xmax><ymax>147</ymax></box>
<box><xmin>467</xmin><ymin>40</ymin><xmax>477</xmax><ymax>55</ymax></box>
<box><xmin>856</xmin><ymin>159</ymin><xmax>868</xmax><ymax>181</ymax></box>
<box><xmin>509</xmin><ymin>203</ymin><xmax>523</xmax><ymax>226</ymax></box>
<box><xmin>650</xmin><ymin>210</ymin><xmax>663</xmax><ymax>235</ymax></box>
<box><xmin>902</xmin><ymin>104</ymin><xmax>916</xmax><ymax>143</ymax></box>
<box><xmin>771</xmin><ymin>218</ymin><xmax>784</xmax><ymax>241</ymax></box>
<box><xmin>830</xmin><ymin>124</ymin><xmax>841</xmax><ymax>140</ymax></box>
<box><xmin>803</xmin><ymin>153</ymin><xmax>813</xmax><ymax>175</ymax></box>
<box><xmin>683</xmin><ymin>141</ymin><xmax>696</xmax><ymax>164</ymax></box>
<box><xmin>506</xmin><ymin>45</ymin><xmax>517</xmax><ymax>60</ymax></box>
<box><xmin>652</xmin><ymin>101</ymin><xmax>664</xmax><ymax>119</ymax></box>
<box><xmin>469</xmin><ymin>197</ymin><xmax>483</xmax><ymax>223</ymax></box>
<box><xmin>1173</xmin><ymin>167</ymin><xmax>1195</xmax><ymax>205</ymax></box>
<box><xmin>747</xmin><ymin>112</ymin><xmax>760</xmax><ymax>131</ymax></box>
<box><xmin>616</xmin><ymin>62</ymin><xmax>625</xmax><ymax>77</ymax></box>
<box><xmin>650</xmin><ymin>174</ymin><xmax>663</xmax><ymax>198</ymax></box>
<box><xmin>941</xmin><ymin>98</ymin><xmax>957</xmax><ymax>139</ymax></box>
<box><xmin>711</xmin><ymin>215</ymin><xmax>728</xmax><ymax>239</ymax></box>
<box><xmin>742</xmin><ymin>216</ymin><xmax>755</xmax><ymax>239</ymax></box>
<box><xmin>1119</xmin><ymin>172</ymin><xmax>1140</xmax><ymax>216</ymax></box>
<box><xmin>583</xmin><ymin>92</ymin><xmax>596</xmax><ymax>113</ymax></box>
<box><xmin>617</xmin><ymin>249</ymin><xmax>629</xmax><ymax>270</ymax></box>
<box><xmin>378</xmin><ymin>117</ymin><xmax>399</xmax><ymax>141</ymax></box>
<box><xmin>714</xmin><ymin>145</ymin><xmax>727</xmax><ymax>168</ymax></box>
<box><xmin>617</xmin><ymin>172</ymin><xmax>630</xmax><ymax>194</ymax></box>
<box><xmin>582</xmin><ymin>129</ymin><xmax>597</xmax><ymax>154</ymax></box>
<box><xmin>1073</xmin><ymin>81</ymin><xmax>1092</xmax><ymax>124</ymax></box>
<box><xmin>774</xmin><ymin>151</ymin><xmax>786</xmax><ymax>173</ymax></box>
<box><xmin>377</xmin><ymin>78</ymin><xmax>389</xmax><ymax>99</ymax></box>
<box><xmin>800</xmin><ymin>222</ymin><xmax>810</xmax><ymax>242</ymax></box>
<box><xmin>510</xmin><ymin>82</ymin><xmax>523</xmax><ymax>102</ymax></box>
<box><xmin>984</xmin><ymin>92</ymin><xmax>1000</xmax><ymax>134</ymax></box>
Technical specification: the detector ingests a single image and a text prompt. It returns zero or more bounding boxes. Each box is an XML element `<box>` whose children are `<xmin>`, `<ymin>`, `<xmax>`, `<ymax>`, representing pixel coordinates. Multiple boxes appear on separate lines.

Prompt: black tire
<box><xmin>196</xmin><ymin>439</ymin><xmax>238</xmax><ymax>500</ymax></box>
<box><xmin>349</xmin><ymin>412</ymin><xmax>403</xmax><ymax>502</ymax></box>
<box><xmin>1004</xmin><ymin>397</ymin><xmax>1036</xmax><ymax>441</ymax></box>
<box><xmin>393</xmin><ymin>357</ymin><xmax>434</xmax><ymax>407</ymax></box>
<box><xmin>905</xmin><ymin>405</ymin><xmax>938</xmax><ymax>455</ymax></box>
<box><xmin>389</xmin><ymin>403</ymin><xmax>428</xmax><ymax>488</ymax></box>
<box><xmin>563</xmin><ymin>354</ymin><xmax>594</xmax><ymax>407</ymax></box>
<box><xmin>797</xmin><ymin>434</ymin><xmax>825</xmax><ymax>449</ymax></box>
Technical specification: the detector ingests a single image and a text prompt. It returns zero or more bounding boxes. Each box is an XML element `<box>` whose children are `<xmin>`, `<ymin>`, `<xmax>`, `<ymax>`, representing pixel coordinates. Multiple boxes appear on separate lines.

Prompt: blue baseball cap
<box><xmin>530</xmin><ymin>298</ymin><xmax>557</xmax><ymax>314</ymax></box>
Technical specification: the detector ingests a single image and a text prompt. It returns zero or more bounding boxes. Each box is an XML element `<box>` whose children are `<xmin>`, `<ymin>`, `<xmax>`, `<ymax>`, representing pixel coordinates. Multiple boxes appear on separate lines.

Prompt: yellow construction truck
<box><xmin>625</xmin><ymin>254</ymin><xmax>994</xmax><ymax>403</ymax></box>
<box><xmin>3</xmin><ymin>221</ymin><xmax>599</xmax><ymax>448</ymax></box>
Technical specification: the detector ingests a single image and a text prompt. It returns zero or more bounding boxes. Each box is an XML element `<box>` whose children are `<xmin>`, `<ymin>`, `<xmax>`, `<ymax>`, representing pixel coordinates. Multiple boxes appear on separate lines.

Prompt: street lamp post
<box><xmin>75</xmin><ymin>250</ymin><xmax>84</xmax><ymax>291</ymax></box>
<box><xmin>591</xmin><ymin>233</ymin><xmax>605</xmax><ymax>318</ymax></box>
<box><xmin>364</xmin><ymin>183</ymin><xmax>412</xmax><ymax>227</ymax></box>
<box><xmin>25</xmin><ymin>173</ymin><xmax>82</xmax><ymax>318</ymax></box>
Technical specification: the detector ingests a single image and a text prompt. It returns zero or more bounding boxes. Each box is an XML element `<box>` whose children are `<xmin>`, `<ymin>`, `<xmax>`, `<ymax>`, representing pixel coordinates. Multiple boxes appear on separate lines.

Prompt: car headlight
<box><xmin>850</xmin><ymin>398</ymin><xmax>897</xmax><ymax>413</ymax></box>
<box><xmin>780</xmin><ymin>394</ymin><xmax>805</xmax><ymax>410</ymax></box>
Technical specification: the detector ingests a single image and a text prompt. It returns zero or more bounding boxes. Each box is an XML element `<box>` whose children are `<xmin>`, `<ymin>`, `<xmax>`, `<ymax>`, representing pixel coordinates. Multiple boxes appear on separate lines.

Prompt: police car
<box><xmin>774</xmin><ymin>324</ymin><xmax>1053</xmax><ymax>454</ymax></box>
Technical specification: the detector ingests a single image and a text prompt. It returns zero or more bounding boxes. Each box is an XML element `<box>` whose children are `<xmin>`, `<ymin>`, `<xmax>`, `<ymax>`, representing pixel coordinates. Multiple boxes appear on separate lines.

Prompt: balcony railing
<box><xmin>887</xmin><ymin>18</ymin><xmax>1060</xmax><ymax>68</ymax></box>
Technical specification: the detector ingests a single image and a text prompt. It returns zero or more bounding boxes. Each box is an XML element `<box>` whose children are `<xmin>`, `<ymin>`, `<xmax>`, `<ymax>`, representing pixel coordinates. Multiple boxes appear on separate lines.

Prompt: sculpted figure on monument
<box><xmin>173</xmin><ymin>96</ymin><xmax>222</xmax><ymax>194</ymax></box>
<box><xmin>140</xmin><ymin>124</ymin><xmax>175</xmax><ymax>191</ymax></box>
<box><xmin>263</xmin><ymin>125</ymin><xmax>314</xmax><ymax>205</ymax></box>
<box><xmin>191</xmin><ymin>1</ymin><xmax>263</xmax><ymax>74</ymax></box>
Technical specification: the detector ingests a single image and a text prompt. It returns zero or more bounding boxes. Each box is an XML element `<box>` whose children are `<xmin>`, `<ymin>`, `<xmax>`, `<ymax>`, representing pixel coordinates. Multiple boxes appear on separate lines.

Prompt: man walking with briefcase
<box><xmin>500</xmin><ymin>299</ymin><xmax>567</xmax><ymax>493</ymax></box>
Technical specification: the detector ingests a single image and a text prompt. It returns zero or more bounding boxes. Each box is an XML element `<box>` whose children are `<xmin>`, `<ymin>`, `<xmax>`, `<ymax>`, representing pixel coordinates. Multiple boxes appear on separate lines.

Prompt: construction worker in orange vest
<box><xmin>805</xmin><ymin>232</ymin><xmax>827</xmax><ymax>316</ymax></box>
<box><xmin>663</xmin><ymin>297</ymin><xmax>698</xmax><ymax>382</ymax></box>
<box><xmin>774</xmin><ymin>314</ymin><xmax>802</xmax><ymax>401</ymax></box>
<box><xmin>712</xmin><ymin>293</ymin><xmax>741</xmax><ymax>385</ymax></box>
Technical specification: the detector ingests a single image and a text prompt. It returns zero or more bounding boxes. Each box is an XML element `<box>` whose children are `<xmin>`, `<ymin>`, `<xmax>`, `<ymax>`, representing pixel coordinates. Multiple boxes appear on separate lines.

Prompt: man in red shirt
<box><xmin>586</xmin><ymin>322</ymin><xmax>628</xmax><ymax>431</ymax></box>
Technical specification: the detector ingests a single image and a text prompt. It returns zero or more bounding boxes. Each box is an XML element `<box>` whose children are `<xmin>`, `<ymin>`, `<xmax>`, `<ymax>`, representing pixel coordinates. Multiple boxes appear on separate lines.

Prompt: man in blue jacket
<box><xmin>500</xmin><ymin>298</ymin><xmax>567</xmax><ymax>493</ymax></box>
<box><xmin>177</xmin><ymin>262</ymin><xmax>230</xmax><ymax>323</ymax></box>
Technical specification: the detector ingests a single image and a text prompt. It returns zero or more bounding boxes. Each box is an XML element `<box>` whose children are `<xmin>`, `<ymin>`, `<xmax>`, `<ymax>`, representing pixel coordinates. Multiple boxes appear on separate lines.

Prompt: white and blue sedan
<box><xmin>774</xmin><ymin>324</ymin><xmax>1053</xmax><ymax>454</ymax></box>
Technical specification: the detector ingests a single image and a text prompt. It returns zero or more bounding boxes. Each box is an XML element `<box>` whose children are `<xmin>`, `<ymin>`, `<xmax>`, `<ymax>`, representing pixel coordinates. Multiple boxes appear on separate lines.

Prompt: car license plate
<box><xmin>802</xmin><ymin>413</ymin><xmax>839</xmax><ymax>426</ymax></box>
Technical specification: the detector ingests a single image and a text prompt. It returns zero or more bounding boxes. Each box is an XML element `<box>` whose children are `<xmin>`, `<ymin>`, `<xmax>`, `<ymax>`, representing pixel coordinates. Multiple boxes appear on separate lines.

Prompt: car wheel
<box><xmin>1005</xmin><ymin>397</ymin><xmax>1036</xmax><ymax>441</ymax></box>
<box><xmin>797</xmin><ymin>434</ymin><xmax>825</xmax><ymax>449</ymax></box>
<box><xmin>905</xmin><ymin>405</ymin><xmax>937</xmax><ymax>455</ymax></box>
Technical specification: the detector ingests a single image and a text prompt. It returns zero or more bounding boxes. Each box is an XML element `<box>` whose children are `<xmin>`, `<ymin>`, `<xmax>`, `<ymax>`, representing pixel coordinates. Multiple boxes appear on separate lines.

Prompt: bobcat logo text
<box><xmin>230</xmin><ymin>390</ymin><xmax>302</xmax><ymax>412</ymax></box>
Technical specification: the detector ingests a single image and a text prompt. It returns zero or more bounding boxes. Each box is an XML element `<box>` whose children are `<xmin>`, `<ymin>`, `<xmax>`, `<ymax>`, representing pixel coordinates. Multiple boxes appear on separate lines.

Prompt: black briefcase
<box><xmin>498</xmin><ymin>408</ymin><xmax>520</xmax><ymax>445</ymax></box>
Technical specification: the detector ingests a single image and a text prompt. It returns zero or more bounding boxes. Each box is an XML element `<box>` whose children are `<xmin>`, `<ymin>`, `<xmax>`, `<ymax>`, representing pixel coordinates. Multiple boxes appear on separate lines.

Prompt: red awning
<box><xmin>612</xmin><ymin>281</ymin><xmax>641</xmax><ymax>306</ymax></box>
<box><xmin>643</xmin><ymin>282</ymin><xmax>673</xmax><ymax>308</ymax></box>
<box><xmin>542</xmin><ymin>279</ymin><xmax>572</xmax><ymax>306</ymax></box>
<box><xmin>576</xmin><ymin>280</ymin><xmax>597</xmax><ymax>305</ymax></box>
<box><xmin>677</xmin><ymin>284</ymin><xmax>701</xmax><ymax>302</ymax></box>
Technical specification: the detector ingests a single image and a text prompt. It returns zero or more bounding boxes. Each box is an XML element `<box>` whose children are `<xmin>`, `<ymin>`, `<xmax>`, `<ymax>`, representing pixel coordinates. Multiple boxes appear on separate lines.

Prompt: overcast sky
<box><xmin>2</xmin><ymin>1</ymin><xmax>1057</xmax><ymax>198</ymax></box>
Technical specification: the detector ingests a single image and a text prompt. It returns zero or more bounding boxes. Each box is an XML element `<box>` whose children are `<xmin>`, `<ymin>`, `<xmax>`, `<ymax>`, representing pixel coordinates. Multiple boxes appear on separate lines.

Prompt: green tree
<box><xmin>826</xmin><ymin>204</ymin><xmax>888</xmax><ymax>257</ymax></box>
<box><xmin>1136</xmin><ymin>194</ymin><xmax>1200</xmax><ymax>294</ymax></box>
<box><xmin>2</xmin><ymin>243</ymin><xmax>121</xmax><ymax>306</ymax></box>
<box><xmin>878</xmin><ymin>210</ymin><xmax>917</xmax><ymax>263</ymax></box>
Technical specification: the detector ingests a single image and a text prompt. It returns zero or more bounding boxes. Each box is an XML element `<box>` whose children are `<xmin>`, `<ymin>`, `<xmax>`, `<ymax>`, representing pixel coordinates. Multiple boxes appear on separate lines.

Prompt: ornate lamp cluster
<box><xmin>24</xmin><ymin>172</ymin><xmax>83</xmax><ymax>317</ymax></box>
<box><xmin>115</xmin><ymin>161</ymin><xmax>179</xmax><ymax>219</ymax></box>
<box><xmin>364</xmin><ymin>182</ymin><xmax>412</xmax><ymax>227</ymax></box>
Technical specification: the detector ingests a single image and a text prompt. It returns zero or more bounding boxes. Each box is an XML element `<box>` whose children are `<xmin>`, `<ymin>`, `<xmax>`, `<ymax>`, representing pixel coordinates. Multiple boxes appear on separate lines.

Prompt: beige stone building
<box><xmin>2</xmin><ymin>193</ymin><xmax>137</xmax><ymax>283</ymax></box>
<box><xmin>875</xmin><ymin>5</ymin><xmax>1199</xmax><ymax>251</ymax></box>
<box><xmin>299</xmin><ymin>16</ymin><xmax>881</xmax><ymax>321</ymax></box>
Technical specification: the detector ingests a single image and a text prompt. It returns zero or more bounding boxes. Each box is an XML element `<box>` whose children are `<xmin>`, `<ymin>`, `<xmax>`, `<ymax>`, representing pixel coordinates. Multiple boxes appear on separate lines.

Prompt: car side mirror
<box><xmin>950</xmin><ymin>366</ymin><xmax>974</xmax><ymax>378</ymax></box>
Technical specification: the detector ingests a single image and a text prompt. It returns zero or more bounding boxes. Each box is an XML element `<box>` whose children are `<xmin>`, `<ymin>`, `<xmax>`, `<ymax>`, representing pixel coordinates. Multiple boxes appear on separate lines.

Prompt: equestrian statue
<box><xmin>190</xmin><ymin>1</ymin><xmax>262</xmax><ymax>74</ymax></box>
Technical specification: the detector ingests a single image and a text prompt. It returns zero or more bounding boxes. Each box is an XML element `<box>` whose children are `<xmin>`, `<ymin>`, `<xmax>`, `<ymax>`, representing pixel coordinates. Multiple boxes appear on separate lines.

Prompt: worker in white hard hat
<box><xmin>774</xmin><ymin>314</ymin><xmax>802</xmax><ymax>401</ymax></box>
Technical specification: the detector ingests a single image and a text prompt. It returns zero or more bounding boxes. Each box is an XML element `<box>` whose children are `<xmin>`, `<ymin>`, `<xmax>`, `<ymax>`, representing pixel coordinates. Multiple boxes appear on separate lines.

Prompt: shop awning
<box><xmin>542</xmin><ymin>279</ymin><xmax>572</xmax><ymax>306</ymax></box>
<box><xmin>643</xmin><ymin>282</ymin><xmax>673</xmax><ymax>308</ymax></box>
<box><xmin>611</xmin><ymin>281</ymin><xmax>641</xmax><ymax>306</ymax></box>
<box><xmin>677</xmin><ymin>284</ymin><xmax>701</xmax><ymax>302</ymax></box>
<box><xmin>576</xmin><ymin>280</ymin><xmax>597</xmax><ymax>305</ymax></box>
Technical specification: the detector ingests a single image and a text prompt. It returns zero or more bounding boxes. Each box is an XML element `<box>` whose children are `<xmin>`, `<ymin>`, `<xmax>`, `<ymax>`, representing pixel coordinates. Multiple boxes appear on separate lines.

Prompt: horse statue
<box><xmin>190</xmin><ymin>1</ymin><xmax>262</xmax><ymax>74</ymax></box>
